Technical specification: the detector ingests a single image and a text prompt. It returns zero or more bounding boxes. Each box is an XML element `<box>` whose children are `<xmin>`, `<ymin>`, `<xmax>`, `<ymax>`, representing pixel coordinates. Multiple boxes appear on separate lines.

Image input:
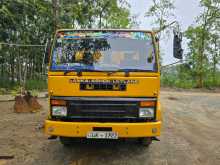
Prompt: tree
<box><xmin>185</xmin><ymin>0</ymin><xmax>220</xmax><ymax>87</ymax></box>
<box><xmin>145</xmin><ymin>0</ymin><xmax>176</xmax><ymax>66</ymax></box>
<box><xmin>207</xmin><ymin>33</ymin><xmax>220</xmax><ymax>85</ymax></box>
<box><xmin>203</xmin><ymin>0</ymin><xmax>220</xmax><ymax>85</ymax></box>
<box><xmin>145</xmin><ymin>0</ymin><xmax>175</xmax><ymax>39</ymax></box>
<box><xmin>58</xmin><ymin>0</ymin><xmax>135</xmax><ymax>29</ymax></box>
<box><xmin>185</xmin><ymin>26</ymin><xmax>210</xmax><ymax>87</ymax></box>
<box><xmin>0</xmin><ymin>0</ymin><xmax>135</xmax><ymax>90</ymax></box>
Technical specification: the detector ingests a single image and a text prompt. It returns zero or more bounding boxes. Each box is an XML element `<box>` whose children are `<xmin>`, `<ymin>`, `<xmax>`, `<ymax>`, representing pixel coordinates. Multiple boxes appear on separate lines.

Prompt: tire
<box><xmin>138</xmin><ymin>137</ymin><xmax>152</xmax><ymax>147</ymax></box>
<box><xmin>59</xmin><ymin>136</ymin><xmax>75</xmax><ymax>146</ymax></box>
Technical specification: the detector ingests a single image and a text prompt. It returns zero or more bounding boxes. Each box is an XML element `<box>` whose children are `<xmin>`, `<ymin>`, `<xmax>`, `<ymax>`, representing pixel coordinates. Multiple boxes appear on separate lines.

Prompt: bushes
<box><xmin>25</xmin><ymin>78</ymin><xmax>47</xmax><ymax>90</ymax></box>
<box><xmin>161</xmin><ymin>66</ymin><xmax>220</xmax><ymax>89</ymax></box>
<box><xmin>0</xmin><ymin>77</ymin><xmax>47</xmax><ymax>94</ymax></box>
<box><xmin>161</xmin><ymin>73</ymin><xmax>195</xmax><ymax>89</ymax></box>
<box><xmin>203</xmin><ymin>72</ymin><xmax>220</xmax><ymax>88</ymax></box>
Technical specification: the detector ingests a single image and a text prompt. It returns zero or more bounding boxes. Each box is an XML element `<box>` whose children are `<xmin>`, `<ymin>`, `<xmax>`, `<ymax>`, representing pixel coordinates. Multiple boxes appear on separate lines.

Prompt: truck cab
<box><xmin>45</xmin><ymin>29</ymin><xmax>163</xmax><ymax>146</ymax></box>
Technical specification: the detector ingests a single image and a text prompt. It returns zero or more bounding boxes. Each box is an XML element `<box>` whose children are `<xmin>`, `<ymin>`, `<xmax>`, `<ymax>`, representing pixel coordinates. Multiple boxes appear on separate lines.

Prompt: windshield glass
<box><xmin>50</xmin><ymin>31</ymin><xmax>157</xmax><ymax>72</ymax></box>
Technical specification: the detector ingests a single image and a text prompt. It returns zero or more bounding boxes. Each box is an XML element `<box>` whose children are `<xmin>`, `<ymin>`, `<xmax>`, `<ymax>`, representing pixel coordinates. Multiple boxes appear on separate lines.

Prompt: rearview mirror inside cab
<box><xmin>173</xmin><ymin>30</ymin><xmax>183</xmax><ymax>59</ymax></box>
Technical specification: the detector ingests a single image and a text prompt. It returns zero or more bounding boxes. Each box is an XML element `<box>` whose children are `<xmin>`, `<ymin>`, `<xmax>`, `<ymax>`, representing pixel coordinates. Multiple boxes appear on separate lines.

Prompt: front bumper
<box><xmin>45</xmin><ymin>120</ymin><xmax>161</xmax><ymax>138</ymax></box>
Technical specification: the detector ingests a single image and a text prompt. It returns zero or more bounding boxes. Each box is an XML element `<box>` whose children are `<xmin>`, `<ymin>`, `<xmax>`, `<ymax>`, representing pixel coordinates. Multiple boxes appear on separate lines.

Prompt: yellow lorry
<box><xmin>44</xmin><ymin>29</ymin><xmax>182</xmax><ymax>146</ymax></box>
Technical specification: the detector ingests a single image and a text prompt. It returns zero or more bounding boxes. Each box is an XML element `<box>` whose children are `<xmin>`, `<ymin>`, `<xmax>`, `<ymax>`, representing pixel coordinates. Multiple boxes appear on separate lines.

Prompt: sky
<box><xmin>127</xmin><ymin>0</ymin><xmax>202</xmax><ymax>65</ymax></box>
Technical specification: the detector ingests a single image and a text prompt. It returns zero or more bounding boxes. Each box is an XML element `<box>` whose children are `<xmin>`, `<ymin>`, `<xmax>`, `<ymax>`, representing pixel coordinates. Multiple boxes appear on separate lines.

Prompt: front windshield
<box><xmin>50</xmin><ymin>31</ymin><xmax>157</xmax><ymax>72</ymax></box>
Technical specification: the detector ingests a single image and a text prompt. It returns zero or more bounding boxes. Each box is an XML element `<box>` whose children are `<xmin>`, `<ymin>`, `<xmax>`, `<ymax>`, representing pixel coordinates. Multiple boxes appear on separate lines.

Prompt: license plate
<box><xmin>86</xmin><ymin>131</ymin><xmax>118</xmax><ymax>139</ymax></box>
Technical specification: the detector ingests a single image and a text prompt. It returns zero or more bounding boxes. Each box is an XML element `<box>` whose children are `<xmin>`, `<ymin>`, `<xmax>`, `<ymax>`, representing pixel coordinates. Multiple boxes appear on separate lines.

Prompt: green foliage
<box><xmin>56</xmin><ymin>0</ymin><xmax>135</xmax><ymax>29</ymax></box>
<box><xmin>145</xmin><ymin>0</ymin><xmax>175</xmax><ymax>39</ymax></box>
<box><xmin>0</xmin><ymin>0</ymin><xmax>135</xmax><ymax>91</ymax></box>
<box><xmin>184</xmin><ymin>0</ymin><xmax>220</xmax><ymax>88</ymax></box>
<box><xmin>145</xmin><ymin>0</ymin><xmax>175</xmax><ymax>66</ymax></box>
<box><xmin>162</xmin><ymin>0</ymin><xmax>220</xmax><ymax>89</ymax></box>
<box><xmin>161</xmin><ymin>65</ymin><xmax>220</xmax><ymax>89</ymax></box>
<box><xmin>161</xmin><ymin>65</ymin><xmax>196</xmax><ymax>89</ymax></box>
<box><xmin>0</xmin><ymin>76</ymin><xmax>47</xmax><ymax>94</ymax></box>
<box><xmin>148</xmin><ymin>0</ymin><xmax>219</xmax><ymax>89</ymax></box>
<box><xmin>0</xmin><ymin>88</ymin><xmax>7</xmax><ymax>95</ymax></box>
<box><xmin>25</xmin><ymin>78</ymin><xmax>47</xmax><ymax>90</ymax></box>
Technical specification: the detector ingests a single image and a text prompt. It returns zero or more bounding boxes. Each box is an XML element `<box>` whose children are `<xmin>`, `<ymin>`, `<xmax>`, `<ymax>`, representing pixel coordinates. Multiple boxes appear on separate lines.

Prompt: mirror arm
<box><xmin>153</xmin><ymin>21</ymin><xmax>179</xmax><ymax>34</ymax></box>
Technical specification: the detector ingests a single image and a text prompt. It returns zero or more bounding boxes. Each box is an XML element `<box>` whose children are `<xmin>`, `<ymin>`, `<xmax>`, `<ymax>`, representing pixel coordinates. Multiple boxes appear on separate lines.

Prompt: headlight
<box><xmin>52</xmin><ymin>106</ymin><xmax>67</xmax><ymax>116</ymax></box>
<box><xmin>139</xmin><ymin>107</ymin><xmax>154</xmax><ymax>118</ymax></box>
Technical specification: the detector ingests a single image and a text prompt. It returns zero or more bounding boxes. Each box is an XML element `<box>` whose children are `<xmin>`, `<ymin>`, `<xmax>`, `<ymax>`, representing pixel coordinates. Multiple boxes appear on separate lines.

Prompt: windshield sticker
<box><xmin>60</xmin><ymin>32</ymin><xmax>151</xmax><ymax>40</ymax></box>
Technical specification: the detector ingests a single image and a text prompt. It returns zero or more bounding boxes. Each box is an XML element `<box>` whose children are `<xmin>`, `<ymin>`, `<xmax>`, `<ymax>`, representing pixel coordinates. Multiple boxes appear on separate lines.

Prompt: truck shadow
<box><xmin>37</xmin><ymin>139</ymin><xmax>153</xmax><ymax>165</ymax></box>
<box><xmin>64</xmin><ymin>139</ymin><xmax>151</xmax><ymax>165</ymax></box>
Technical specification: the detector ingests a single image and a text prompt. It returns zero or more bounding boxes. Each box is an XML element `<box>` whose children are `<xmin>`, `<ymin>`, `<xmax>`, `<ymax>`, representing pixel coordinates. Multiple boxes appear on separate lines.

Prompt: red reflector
<box><xmin>140</xmin><ymin>101</ymin><xmax>155</xmax><ymax>107</ymax></box>
<box><xmin>51</xmin><ymin>100</ymin><xmax>66</xmax><ymax>106</ymax></box>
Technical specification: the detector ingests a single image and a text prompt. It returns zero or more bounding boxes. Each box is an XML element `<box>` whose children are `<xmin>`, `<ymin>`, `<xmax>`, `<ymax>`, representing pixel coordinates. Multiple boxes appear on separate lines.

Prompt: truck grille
<box><xmin>67</xmin><ymin>100</ymin><xmax>139</xmax><ymax>119</ymax></box>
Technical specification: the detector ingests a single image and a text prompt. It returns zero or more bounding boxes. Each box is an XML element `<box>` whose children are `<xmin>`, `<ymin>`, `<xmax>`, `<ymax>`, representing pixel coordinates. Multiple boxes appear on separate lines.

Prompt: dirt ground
<box><xmin>0</xmin><ymin>90</ymin><xmax>220</xmax><ymax>165</ymax></box>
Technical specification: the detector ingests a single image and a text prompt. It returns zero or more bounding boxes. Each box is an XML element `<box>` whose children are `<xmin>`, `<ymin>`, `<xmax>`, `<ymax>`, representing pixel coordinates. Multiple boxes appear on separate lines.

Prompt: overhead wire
<box><xmin>161</xmin><ymin>59</ymin><xmax>190</xmax><ymax>69</ymax></box>
<box><xmin>0</xmin><ymin>42</ymin><xmax>46</xmax><ymax>47</ymax></box>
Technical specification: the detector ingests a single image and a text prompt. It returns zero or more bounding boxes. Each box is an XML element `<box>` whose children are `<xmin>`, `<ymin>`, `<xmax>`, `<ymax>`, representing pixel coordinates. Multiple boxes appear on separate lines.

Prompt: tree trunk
<box><xmin>197</xmin><ymin>8</ymin><xmax>209</xmax><ymax>88</ymax></box>
<box><xmin>212</xmin><ymin>38</ymin><xmax>218</xmax><ymax>85</ymax></box>
<box><xmin>18</xmin><ymin>49</ymin><xmax>22</xmax><ymax>86</ymax></box>
<box><xmin>10</xmin><ymin>50</ymin><xmax>15</xmax><ymax>85</ymax></box>
<box><xmin>99</xmin><ymin>13</ymin><xmax>102</xmax><ymax>28</ymax></box>
<box><xmin>52</xmin><ymin>0</ymin><xmax>60</xmax><ymax>31</ymax></box>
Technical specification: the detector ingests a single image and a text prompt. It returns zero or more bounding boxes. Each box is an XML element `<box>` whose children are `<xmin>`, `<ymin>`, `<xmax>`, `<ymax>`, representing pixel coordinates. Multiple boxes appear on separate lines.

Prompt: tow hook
<box><xmin>152</xmin><ymin>137</ymin><xmax>160</xmax><ymax>141</ymax></box>
<box><xmin>48</xmin><ymin>136</ymin><xmax>57</xmax><ymax>140</ymax></box>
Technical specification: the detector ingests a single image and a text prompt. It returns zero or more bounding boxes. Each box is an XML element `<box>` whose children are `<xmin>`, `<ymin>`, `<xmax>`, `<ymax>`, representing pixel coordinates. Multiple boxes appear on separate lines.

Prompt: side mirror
<box><xmin>44</xmin><ymin>39</ymin><xmax>51</xmax><ymax>64</ymax></box>
<box><xmin>173</xmin><ymin>30</ymin><xmax>183</xmax><ymax>59</ymax></box>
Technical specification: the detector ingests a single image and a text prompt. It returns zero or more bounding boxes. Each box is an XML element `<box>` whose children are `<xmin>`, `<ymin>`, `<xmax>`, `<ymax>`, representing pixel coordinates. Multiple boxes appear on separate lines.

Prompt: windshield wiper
<box><xmin>106</xmin><ymin>69</ymin><xmax>149</xmax><ymax>76</ymax></box>
<box><xmin>63</xmin><ymin>69</ymin><xmax>102</xmax><ymax>76</ymax></box>
<box><xmin>106</xmin><ymin>69</ymin><xmax>129</xmax><ymax>76</ymax></box>
<box><xmin>63</xmin><ymin>70</ymin><xmax>80</xmax><ymax>76</ymax></box>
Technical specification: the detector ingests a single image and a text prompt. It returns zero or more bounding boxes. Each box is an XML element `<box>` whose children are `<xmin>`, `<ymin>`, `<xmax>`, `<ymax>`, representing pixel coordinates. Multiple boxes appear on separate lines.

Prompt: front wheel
<box><xmin>138</xmin><ymin>137</ymin><xmax>152</xmax><ymax>147</ymax></box>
